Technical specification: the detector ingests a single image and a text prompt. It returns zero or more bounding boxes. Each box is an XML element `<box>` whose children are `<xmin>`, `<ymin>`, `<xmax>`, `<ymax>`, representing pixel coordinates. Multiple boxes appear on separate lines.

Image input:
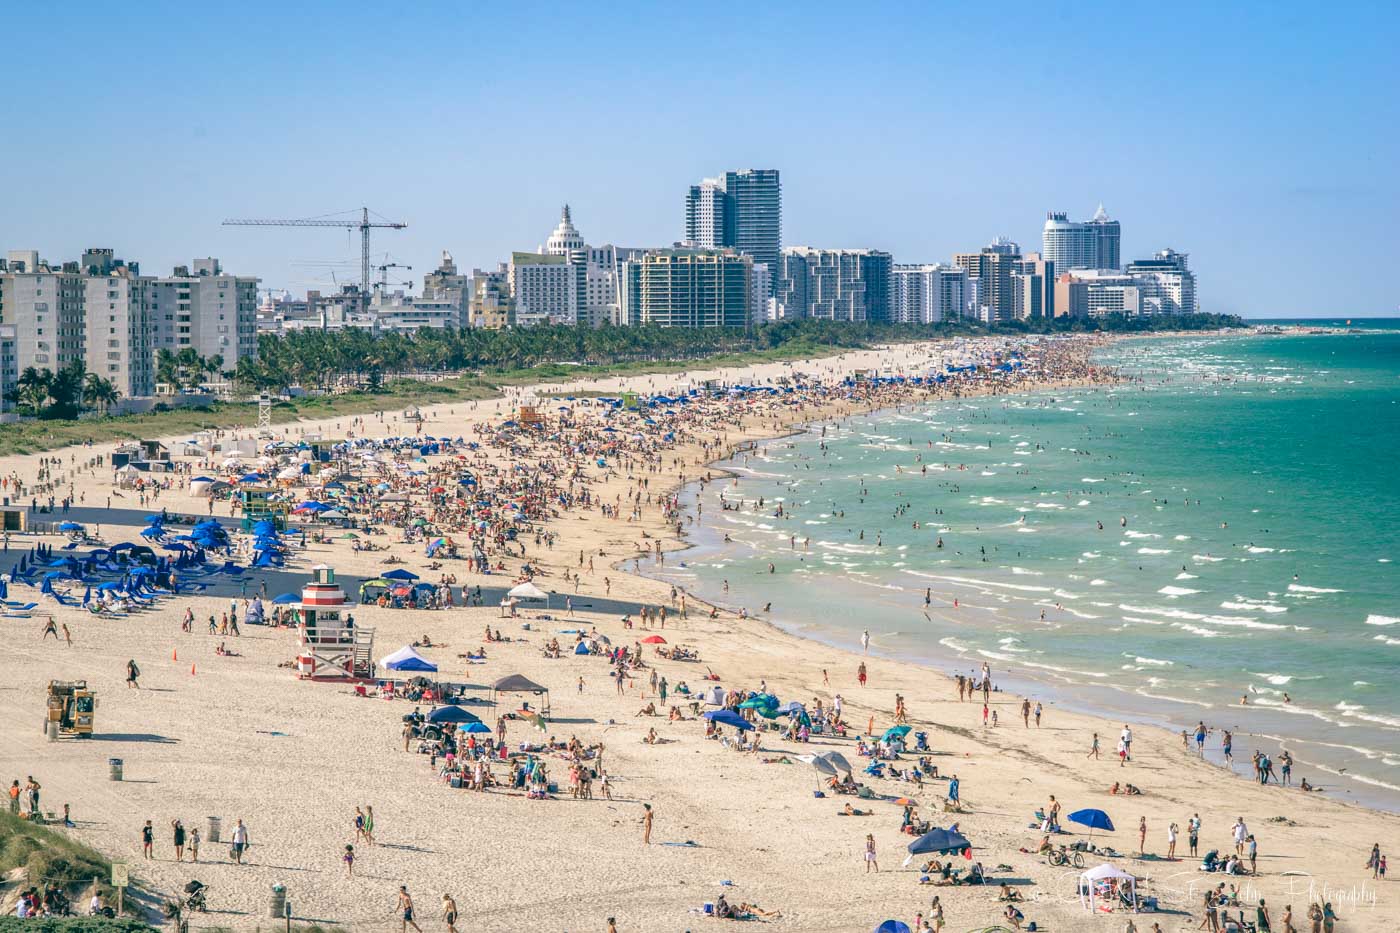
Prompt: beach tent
<box><xmin>427</xmin><ymin>705</ymin><xmax>481</xmax><ymax>725</ymax></box>
<box><xmin>573</xmin><ymin>641</ymin><xmax>591</xmax><ymax>656</ymax></box>
<box><xmin>1079</xmin><ymin>863</ymin><xmax>1137</xmax><ymax>913</ymax></box>
<box><xmin>905</xmin><ymin>827</ymin><xmax>972</xmax><ymax>864</ymax></box>
<box><xmin>491</xmin><ymin>674</ymin><xmax>550</xmax><ymax>715</ymax></box>
<box><xmin>381</xmin><ymin>569</ymin><xmax>420</xmax><ymax>582</ymax></box>
<box><xmin>379</xmin><ymin>645</ymin><xmax>438</xmax><ymax>673</ymax></box>
<box><xmin>702</xmin><ymin>685</ymin><xmax>726</xmax><ymax>706</ymax></box>
<box><xmin>507</xmin><ymin>581</ymin><xmax>548</xmax><ymax>600</ymax></box>
<box><xmin>702</xmin><ymin>709</ymin><xmax>753</xmax><ymax>732</ymax></box>
<box><xmin>871</xmin><ymin>922</ymin><xmax>911</xmax><ymax>933</ymax></box>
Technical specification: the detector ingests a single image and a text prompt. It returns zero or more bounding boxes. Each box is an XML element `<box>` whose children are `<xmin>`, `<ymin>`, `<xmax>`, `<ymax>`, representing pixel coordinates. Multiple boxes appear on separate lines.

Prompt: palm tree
<box><xmin>8</xmin><ymin>367</ymin><xmax>53</xmax><ymax>416</ymax></box>
<box><xmin>83</xmin><ymin>373</ymin><xmax>121</xmax><ymax>415</ymax></box>
<box><xmin>156</xmin><ymin>348</ymin><xmax>181</xmax><ymax>393</ymax></box>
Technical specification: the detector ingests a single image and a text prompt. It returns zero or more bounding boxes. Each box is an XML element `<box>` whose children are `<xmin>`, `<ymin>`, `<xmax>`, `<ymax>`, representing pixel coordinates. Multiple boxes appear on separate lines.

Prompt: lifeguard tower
<box><xmin>517</xmin><ymin>404</ymin><xmax>544</xmax><ymax>427</ymax></box>
<box><xmin>238</xmin><ymin>486</ymin><xmax>288</xmax><ymax>532</ymax></box>
<box><xmin>294</xmin><ymin>565</ymin><xmax>375</xmax><ymax>681</ymax></box>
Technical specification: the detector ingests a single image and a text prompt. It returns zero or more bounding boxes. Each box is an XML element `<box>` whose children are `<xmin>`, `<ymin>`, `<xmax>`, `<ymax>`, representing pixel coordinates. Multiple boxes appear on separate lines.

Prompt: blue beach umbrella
<box><xmin>1068</xmin><ymin>808</ymin><xmax>1114</xmax><ymax>842</ymax></box>
<box><xmin>872</xmin><ymin>923</ymin><xmax>912</xmax><ymax>933</ymax></box>
<box><xmin>907</xmin><ymin>827</ymin><xmax>972</xmax><ymax>857</ymax></box>
<box><xmin>58</xmin><ymin>521</ymin><xmax>84</xmax><ymax>532</ymax></box>
<box><xmin>272</xmin><ymin>592</ymin><xmax>299</xmax><ymax>604</ymax></box>
<box><xmin>701</xmin><ymin>709</ymin><xmax>753</xmax><ymax>732</ymax></box>
<box><xmin>427</xmin><ymin>706</ymin><xmax>480</xmax><ymax>725</ymax></box>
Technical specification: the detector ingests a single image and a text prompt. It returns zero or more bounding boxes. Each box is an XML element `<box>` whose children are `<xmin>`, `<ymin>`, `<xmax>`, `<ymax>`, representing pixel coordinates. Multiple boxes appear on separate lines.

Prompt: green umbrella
<box><xmin>412</xmin><ymin>518</ymin><xmax>428</xmax><ymax>527</ymax></box>
<box><xmin>882</xmin><ymin>724</ymin><xmax>912</xmax><ymax>741</ymax></box>
<box><xmin>339</xmin><ymin>532</ymin><xmax>360</xmax><ymax>539</ymax></box>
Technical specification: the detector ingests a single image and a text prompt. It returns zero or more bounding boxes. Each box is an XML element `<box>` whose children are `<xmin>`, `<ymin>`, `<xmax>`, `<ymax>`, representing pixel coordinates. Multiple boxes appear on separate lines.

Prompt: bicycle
<box><xmin>1047</xmin><ymin>845</ymin><xmax>1085</xmax><ymax>868</ymax></box>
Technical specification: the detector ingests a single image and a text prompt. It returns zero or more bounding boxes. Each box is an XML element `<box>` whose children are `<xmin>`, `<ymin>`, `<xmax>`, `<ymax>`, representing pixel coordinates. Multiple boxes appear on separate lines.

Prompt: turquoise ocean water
<box><xmin>644</xmin><ymin>321</ymin><xmax>1400</xmax><ymax>810</ymax></box>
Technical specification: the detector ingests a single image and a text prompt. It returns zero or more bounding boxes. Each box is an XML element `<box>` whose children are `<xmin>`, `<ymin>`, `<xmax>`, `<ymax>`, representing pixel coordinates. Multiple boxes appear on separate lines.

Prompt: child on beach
<box><xmin>343</xmin><ymin>844</ymin><xmax>355</xmax><ymax>875</ymax></box>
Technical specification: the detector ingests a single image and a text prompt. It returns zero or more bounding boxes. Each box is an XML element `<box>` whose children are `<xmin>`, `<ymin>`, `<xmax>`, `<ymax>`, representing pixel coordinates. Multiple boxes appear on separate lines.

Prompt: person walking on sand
<box><xmin>189</xmin><ymin>826</ymin><xmax>200</xmax><ymax>863</ymax></box>
<box><xmin>1138</xmin><ymin>816</ymin><xmax>1148</xmax><ymax>857</ymax></box>
<box><xmin>864</xmin><ymin>833</ymin><xmax>879</xmax><ymax>872</ymax></box>
<box><xmin>1088</xmin><ymin>732</ymin><xmax>1100</xmax><ymax>759</ymax></box>
<box><xmin>230</xmin><ymin>818</ymin><xmax>249</xmax><ymax>864</ymax></box>
<box><xmin>354</xmin><ymin>806</ymin><xmax>367</xmax><ymax>843</ymax></box>
<box><xmin>642</xmin><ymin>803</ymin><xmax>654</xmax><ymax>844</ymax></box>
<box><xmin>343</xmin><ymin>844</ymin><xmax>355</xmax><ymax>876</ymax></box>
<box><xmin>126</xmin><ymin>659</ymin><xmax>140</xmax><ymax>689</ymax></box>
<box><xmin>1167</xmin><ymin>821</ymin><xmax>1178</xmax><ymax>860</ymax></box>
<box><xmin>41</xmin><ymin>617</ymin><xmax>58</xmax><ymax>640</ymax></box>
<box><xmin>395</xmin><ymin>887</ymin><xmax>421</xmax><ymax>933</ymax></box>
<box><xmin>141</xmin><ymin>820</ymin><xmax>154</xmax><ymax>860</ymax></box>
<box><xmin>364</xmin><ymin>805</ymin><xmax>375</xmax><ymax>845</ymax></box>
<box><xmin>857</xmin><ymin>662</ymin><xmax>867</xmax><ymax>687</ymax></box>
<box><xmin>861</xmin><ymin>629</ymin><xmax>870</xmax><ymax>653</ymax></box>
<box><xmin>62</xmin><ymin>623</ymin><xmax>72</xmax><ymax>647</ymax></box>
<box><xmin>441</xmin><ymin>894</ymin><xmax>458</xmax><ymax>933</ymax></box>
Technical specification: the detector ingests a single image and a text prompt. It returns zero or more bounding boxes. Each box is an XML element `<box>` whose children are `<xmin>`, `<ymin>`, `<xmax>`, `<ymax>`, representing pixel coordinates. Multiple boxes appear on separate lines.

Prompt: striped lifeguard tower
<box><xmin>294</xmin><ymin>565</ymin><xmax>375</xmax><ymax>681</ymax></box>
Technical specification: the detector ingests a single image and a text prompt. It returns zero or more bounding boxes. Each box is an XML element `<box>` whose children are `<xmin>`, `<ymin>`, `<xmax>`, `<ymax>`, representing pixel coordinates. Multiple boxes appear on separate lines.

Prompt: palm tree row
<box><xmin>231</xmin><ymin>314</ymin><xmax>1242</xmax><ymax>393</ymax></box>
<box><xmin>156</xmin><ymin>347</ymin><xmax>225</xmax><ymax>392</ymax></box>
<box><xmin>5</xmin><ymin>359</ymin><xmax>120</xmax><ymax>420</ymax></box>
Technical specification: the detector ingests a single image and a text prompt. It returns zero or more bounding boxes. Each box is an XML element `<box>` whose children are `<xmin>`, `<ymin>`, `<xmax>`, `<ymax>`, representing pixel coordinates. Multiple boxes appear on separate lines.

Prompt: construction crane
<box><xmin>222</xmin><ymin>207</ymin><xmax>407</xmax><ymax>297</ymax></box>
<box><xmin>375</xmin><ymin>261</ymin><xmax>413</xmax><ymax>293</ymax></box>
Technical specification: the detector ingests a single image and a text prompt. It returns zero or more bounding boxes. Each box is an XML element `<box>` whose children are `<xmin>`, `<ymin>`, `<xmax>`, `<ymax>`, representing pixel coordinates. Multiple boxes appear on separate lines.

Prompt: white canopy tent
<box><xmin>1079</xmin><ymin>862</ymin><xmax>1137</xmax><ymax>913</ymax></box>
<box><xmin>508</xmin><ymin>582</ymin><xmax>548</xmax><ymax>600</ymax></box>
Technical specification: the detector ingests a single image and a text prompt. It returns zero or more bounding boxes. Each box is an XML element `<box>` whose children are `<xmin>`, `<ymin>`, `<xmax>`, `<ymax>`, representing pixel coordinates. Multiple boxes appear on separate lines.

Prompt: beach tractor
<box><xmin>45</xmin><ymin>681</ymin><xmax>95</xmax><ymax>738</ymax></box>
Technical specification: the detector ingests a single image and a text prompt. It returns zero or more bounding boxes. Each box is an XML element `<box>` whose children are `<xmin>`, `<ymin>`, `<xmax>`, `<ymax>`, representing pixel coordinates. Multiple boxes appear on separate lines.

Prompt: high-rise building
<box><xmin>1125</xmin><ymin>249</ymin><xmax>1198</xmax><ymax>314</ymax></box>
<box><xmin>954</xmin><ymin>238</ymin><xmax>1022</xmax><ymax>322</ymax></box>
<box><xmin>0</xmin><ymin>324</ymin><xmax>15</xmax><ymax>417</ymax></box>
<box><xmin>684</xmin><ymin>170</ymin><xmax>781</xmax><ymax>292</ymax></box>
<box><xmin>150</xmin><ymin>258</ymin><xmax>259</xmax><ymax>374</ymax></box>
<box><xmin>1012</xmin><ymin>253</ymin><xmax>1056</xmax><ymax>319</ymax></box>
<box><xmin>776</xmin><ymin>247</ymin><xmax>892</xmax><ymax>322</ymax></box>
<box><xmin>684</xmin><ymin>182</ymin><xmax>726</xmax><ymax>249</ymax></box>
<box><xmin>891</xmin><ymin>264</ymin><xmax>967</xmax><ymax>324</ymax></box>
<box><xmin>622</xmin><ymin>249</ymin><xmax>752</xmax><ymax>328</ymax></box>
<box><xmin>1042</xmin><ymin>206</ymin><xmax>1120</xmax><ymax>271</ymax></box>
<box><xmin>509</xmin><ymin>246</ymin><xmax>582</xmax><ymax>327</ymax></box>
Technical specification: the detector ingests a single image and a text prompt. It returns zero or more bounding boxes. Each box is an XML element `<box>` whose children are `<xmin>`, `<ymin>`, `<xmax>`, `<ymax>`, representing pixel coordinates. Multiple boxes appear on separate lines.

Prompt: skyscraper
<box><xmin>622</xmin><ymin>249</ymin><xmax>752</xmax><ymax>328</ymax></box>
<box><xmin>954</xmin><ymin>238</ymin><xmax>1022</xmax><ymax>322</ymax></box>
<box><xmin>776</xmin><ymin>248</ymin><xmax>891</xmax><ymax>322</ymax></box>
<box><xmin>1041</xmin><ymin>206</ymin><xmax>1120</xmax><ymax>271</ymax></box>
<box><xmin>684</xmin><ymin>170</ymin><xmax>781</xmax><ymax>292</ymax></box>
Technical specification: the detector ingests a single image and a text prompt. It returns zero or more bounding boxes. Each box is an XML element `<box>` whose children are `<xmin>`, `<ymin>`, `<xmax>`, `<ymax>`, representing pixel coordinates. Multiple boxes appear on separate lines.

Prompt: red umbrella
<box><xmin>642</xmin><ymin>635</ymin><xmax>667</xmax><ymax>644</ymax></box>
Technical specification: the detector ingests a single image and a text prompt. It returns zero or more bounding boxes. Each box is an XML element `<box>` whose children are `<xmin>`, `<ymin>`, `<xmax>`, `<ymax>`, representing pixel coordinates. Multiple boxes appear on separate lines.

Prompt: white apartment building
<box><xmin>150</xmin><ymin>258</ymin><xmax>259</xmax><ymax>372</ymax></box>
<box><xmin>891</xmin><ymin>264</ymin><xmax>967</xmax><ymax>324</ymax></box>
<box><xmin>510</xmin><ymin>251</ymin><xmax>579</xmax><ymax>327</ymax></box>
<box><xmin>84</xmin><ymin>268</ymin><xmax>154</xmax><ymax>396</ymax></box>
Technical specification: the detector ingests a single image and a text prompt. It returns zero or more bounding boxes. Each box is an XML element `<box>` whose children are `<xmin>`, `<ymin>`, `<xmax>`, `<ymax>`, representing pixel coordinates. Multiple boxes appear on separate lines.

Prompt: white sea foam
<box><xmin>1137</xmin><ymin>547</ymin><xmax>1172</xmax><ymax>555</ymax></box>
<box><xmin>1364</xmin><ymin>614</ymin><xmax>1400</xmax><ymax>627</ymax></box>
<box><xmin>1175</xmin><ymin>572</ymin><xmax>1199</xmax><ymax>580</ymax></box>
<box><xmin>1124</xmin><ymin>530</ymin><xmax>1160</xmax><ymax>539</ymax></box>
<box><xmin>1288</xmin><ymin>583</ymin><xmax>1344</xmax><ymax>594</ymax></box>
<box><xmin>1374</xmin><ymin>634</ymin><xmax>1400</xmax><ymax>647</ymax></box>
<box><xmin>1158</xmin><ymin>585</ymin><xmax>1200</xmax><ymax>597</ymax></box>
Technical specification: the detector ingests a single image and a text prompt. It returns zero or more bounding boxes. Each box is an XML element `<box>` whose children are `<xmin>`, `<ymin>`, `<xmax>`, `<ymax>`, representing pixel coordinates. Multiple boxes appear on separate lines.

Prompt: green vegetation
<box><xmin>0</xmin><ymin>811</ymin><xmax>137</xmax><ymax>923</ymax></box>
<box><xmin>5</xmin><ymin>360</ymin><xmax>120</xmax><ymax>421</ymax></box>
<box><xmin>154</xmin><ymin>347</ymin><xmax>225</xmax><ymax>392</ymax></box>
<box><xmin>0</xmin><ymin>314</ymin><xmax>1243</xmax><ymax>457</ymax></box>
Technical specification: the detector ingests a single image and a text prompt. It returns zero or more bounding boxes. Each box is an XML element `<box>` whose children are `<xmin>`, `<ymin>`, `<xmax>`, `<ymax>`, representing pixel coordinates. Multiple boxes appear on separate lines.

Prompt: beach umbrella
<box><xmin>872</xmin><ymin>922</ymin><xmax>911</xmax><ymax>933</ymax></box>
<box><xmin>57</xmin><ymin>521</ymin><xmax>84</xmax><ymax>532</ymax></box>
<box><xmin>427</xmin><ymin>706</ymin><xmax>480</xmax><ymax>725</ymax></box>
<box><xmin>892</xmin><ymin>797</ymin><xmax>918</xmax><ymax>807</ymax></box>
<box><xmin>641</xmin><ymin>635</ymin><xmax>667</xmax><ymax>644</ymax></box>
<box><xmin>381</xmin><ymin>569</ymin><xmax>420</xmax><ymax>581</ymax></box>
<box><xmin>272</xmin><ymin>592</ymin><xmax>299</xmax><ymax>604</ymax></box>
<box><xmin>882</xmin><ymin>724</ymin><xmax>912</xmax><ymax>742</ymax></box>
<box><xmin>461</xmin><ymin>721</ymin><xmax>492</xmax><ymax>734</ymax></box>
<box><xmin>702</xmin><ymin>709</ymin><xmax>753</xmax><ymax>732</ymax></box>
<box><xmin>1068</xmin><ymin>808</ymin><xmax>1114</xmax><ymax>842</ymax></box>
<box><xmin>906</xmin><ymin>827</ymin><xmax>972</xmax><ymax>858</ymax></box>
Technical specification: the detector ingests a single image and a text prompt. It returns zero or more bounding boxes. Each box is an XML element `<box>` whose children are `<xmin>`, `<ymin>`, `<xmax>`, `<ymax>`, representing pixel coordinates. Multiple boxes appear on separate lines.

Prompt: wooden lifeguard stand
<box><xmin>294</xmin><ymin>565</ymin><xmax>375</xmax><ymax>682</ymax></box>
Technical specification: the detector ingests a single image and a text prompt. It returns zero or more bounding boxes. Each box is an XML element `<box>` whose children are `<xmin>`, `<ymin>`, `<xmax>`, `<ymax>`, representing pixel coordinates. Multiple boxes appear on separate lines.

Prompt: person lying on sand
<box><xmin>999</xmin><ymin>883</ymin><xmax>1023</xmax><ymax>902</ymax></box>
<box><xmin>840</xmin><ymin>804</ymin><xmax>870</xmax><ymax>816</ymax></box>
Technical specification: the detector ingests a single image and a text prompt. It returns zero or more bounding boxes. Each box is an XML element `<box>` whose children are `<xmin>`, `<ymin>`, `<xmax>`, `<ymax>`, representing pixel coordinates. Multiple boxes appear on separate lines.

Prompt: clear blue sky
<box><xmin>3</xmin><ymin>0</ymin><xmax>1397</xmax><ymax>317</ymax></box>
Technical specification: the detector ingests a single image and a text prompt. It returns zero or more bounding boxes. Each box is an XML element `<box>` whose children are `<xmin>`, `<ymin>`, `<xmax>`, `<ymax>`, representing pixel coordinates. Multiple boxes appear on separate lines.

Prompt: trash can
<box><xmin>47</xmin><ymin>721</ymin><xmax>58</xmax><ymax>742</ymax></box>
<box><xmin>207</xmin><ymin>816</ymin><xmax>222</xmax><ymax>843</ymax></box>
<box><xmin>269</xmin><ymin>884</ymin><xmax>286</xmax><ymax>919</ymax></box>
<box><xmin>108</xmin><ymin>758</ymin><xmax>123</xmax><ymax>781</ymax></box>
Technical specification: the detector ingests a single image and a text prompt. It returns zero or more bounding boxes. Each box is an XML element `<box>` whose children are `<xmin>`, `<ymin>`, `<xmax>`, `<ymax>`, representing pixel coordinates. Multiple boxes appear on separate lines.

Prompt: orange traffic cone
<box><xmin>190</xmin><ymin>663</ymin><xmax>196</xmax><ymax>676</ymax></box>
<box><xmin>172</xmin><ymin>648</ymin><xmax>178</xmax><ymax>661</ymax></box>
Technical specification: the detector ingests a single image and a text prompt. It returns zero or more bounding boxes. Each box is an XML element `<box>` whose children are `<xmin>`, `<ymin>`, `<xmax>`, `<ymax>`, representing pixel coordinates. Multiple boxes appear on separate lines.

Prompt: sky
<box><xmin>2</xmin><ymin>1</ymin><xmax>1397</xmax><ymax>318</ymax></box>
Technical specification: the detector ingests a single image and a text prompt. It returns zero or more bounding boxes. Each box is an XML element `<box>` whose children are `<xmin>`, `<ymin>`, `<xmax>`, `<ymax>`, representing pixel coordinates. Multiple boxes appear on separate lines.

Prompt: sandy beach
<box><xmin>1</xmin><ymin>333</ymin><xmax>1394</xmax><ymax>932</ymax></box>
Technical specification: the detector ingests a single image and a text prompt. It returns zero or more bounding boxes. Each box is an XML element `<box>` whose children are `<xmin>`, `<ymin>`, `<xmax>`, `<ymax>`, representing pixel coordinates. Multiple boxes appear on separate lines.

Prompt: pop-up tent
<box><xmin>507</xmin><ymin>581</ymin><xmax>549</xmax><ymax>606</ymax></box>
<box><xmin>379</xmin><ymin>645</ymin><xmax>438</xmax><ymax>673</ymax></box>
<box><xmin>491</xmin><ymin>673</ymin><xmax>550</xmax><ymax>716</ymax></box>
<box><xmin>1079</xmin><ymin>863</ymin><xmax>1137</xmax><ymax>913</ymax></box>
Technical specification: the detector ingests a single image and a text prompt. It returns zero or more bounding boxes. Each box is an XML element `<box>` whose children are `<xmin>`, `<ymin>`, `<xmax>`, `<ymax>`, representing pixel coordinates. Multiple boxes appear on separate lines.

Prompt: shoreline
<box><xmin>3</xmin><ymin>330</ymin><xmax>1395</xmax><ymax>930</ymax></box>
<box><xmin>636</xmin><ymin>371</ymin><xmax>1400</xmax><ymax>815</ymax></box>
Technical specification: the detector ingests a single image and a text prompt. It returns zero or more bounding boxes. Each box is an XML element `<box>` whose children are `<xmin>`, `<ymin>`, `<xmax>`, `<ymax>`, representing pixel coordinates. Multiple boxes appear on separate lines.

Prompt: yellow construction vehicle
<box><xmin>45</xmin><ymin>681</ymin><xmax>95</xmax><ymax>737</ymax></box>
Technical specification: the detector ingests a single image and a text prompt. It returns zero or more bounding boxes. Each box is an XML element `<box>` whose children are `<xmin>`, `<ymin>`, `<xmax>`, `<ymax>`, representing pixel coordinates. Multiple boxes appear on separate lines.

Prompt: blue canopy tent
<box><xmin>379</xmin><ymin>645</ymin><xmax>438</xmax><ymax>672</ymax></box>
<box><xmin>381</xmin><ymin>569</ymin><xmax>420</xmax><ymax>582</ymax></box>
<box><xmin>272</xmin><ymin>592</ymin><xmax>299</xmax><ymax>604</ymax></box>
